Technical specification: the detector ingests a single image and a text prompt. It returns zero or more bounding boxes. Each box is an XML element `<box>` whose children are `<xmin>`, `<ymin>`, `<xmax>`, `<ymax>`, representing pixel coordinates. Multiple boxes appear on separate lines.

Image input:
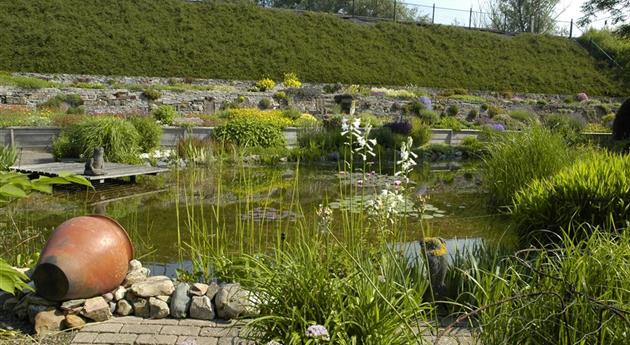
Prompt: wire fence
<box><xmin>254</xmin><ymin>1</ymin><xmax>583</xmax><ymax>39</ymax></box>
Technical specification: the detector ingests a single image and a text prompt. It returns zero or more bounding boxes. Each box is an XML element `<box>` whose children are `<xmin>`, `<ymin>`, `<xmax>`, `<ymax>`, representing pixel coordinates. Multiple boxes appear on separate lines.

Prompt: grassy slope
<box><xmin>0</xmin><ymin>0</ymin><xmax>625</xmax><ymax>95</ymax></box>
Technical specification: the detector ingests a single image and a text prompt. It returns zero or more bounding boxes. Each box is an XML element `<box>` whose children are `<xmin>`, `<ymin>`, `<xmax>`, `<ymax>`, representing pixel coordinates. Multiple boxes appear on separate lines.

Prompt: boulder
<box><xmin>123</xmin><ymin>270</ymin><xmax>149</xmax><ymax>287</ymax></box>
<box><xmin>205</xmin><ymin>282</ymin><xmax>220</xmax><ymax>300</ymax></box>
<box><xmin>130</xmin><ymin>276</ymin><xmax>174</xmax><ymax>297</ymax></box>
<box><xmin>170</xmin><ymin>283</ymin><xmax>190</xmax><ymax>319</ymax></box>
<box><xmin>81</xmin><ymin>297</ymin><xmax>112</xmax><ymax>322</ymax></box>
<box><xmin>113</xmin><ymin>286</ymin><xmax>127</xmax><ymax>301</ymax></box>
<box><xmin>102</xmin><ymin>292</ymin><xmax>114</xmax><ymax>302</ymax></box>
<box><xmin>34</xmin><ymin>309</ymin><xmax>65</xmax><ymax>336</ymax></box>
<box><xmin>28</xmin><ymin>304</ymin><xmax>53</xmax><ymax>324</ymax></box>
<box><xmin>131</xmin><ymin>297</ymin><xmax>150</xmax><ymax>318</ymax></box>
<box><xmin>215</xmin><ymin>283</ymin><xmax>258</xmax><ymax>320</ymax></box>
<box><xmin>149</xmin><ymin>297</ymin><xmax>170</xmax><ymax>319</ymax></box>
<box><xmin>189</xmin><ymin>296</ymin><xmax>214</xmax><ymax>320</ymax></box>
<box><xmin>189</xmin><ymin>283</ymin><xmax>208</xmax><ymax>296</ymax></box>
<box><xmin>62</xmin><ymin>314</ymin><xmax>86</xmax><ymax>330</ymax></box>
<box><xmin>116</xmin><ymin>299</ymin><xmax>133</xmax><ymax>316</ymax></box>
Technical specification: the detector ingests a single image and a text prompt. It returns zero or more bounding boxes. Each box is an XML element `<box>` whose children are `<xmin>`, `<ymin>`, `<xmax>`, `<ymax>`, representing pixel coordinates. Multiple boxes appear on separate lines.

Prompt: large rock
<box><xmin>189</xmin><ymin>283</ymin><xmax>208</xmax><ymax>296</ymax></box>
<box><xmin>116</xmin><ymin>299</ymin><xmax>133</xmax><ymax>316</ymax></box>
<box><xmin>205</xmin><ymin>282</ymin><xmax>220</xmax><ymax>300</ymax></box>
<box><xmin>215</xmin><ymin>283</ymin><xmax>258</xmax><ymax>320</ymax></box>
<box><xmin>130</xmin><ymin>296</ymin><xmax>150</xmax><ymax>318</ymax></box>
<box><xmin>34</xmin><ymin>310</ymin><xmax>65</xmax><ymax>336</ymax></box>
<box><xmin>149</xmin><ymin>297</ymin><xmax>170</xmax><ymax>319</ymax></box>
<box><xmin>130</xmin><ymin>276</ymin><xmax>174</xmax><ymax>297</ymax></box>
<box><xmin>113</xmin><ymin>286</ymin><xmax>127</xmax><ymax>301</ymax></box>
<box><xmin>189</xmin><ymin>296</ymin><xmax>214</xmax><ymax>320</ymax></box>
<box><xmin>81</xmin><ymin>297</ymin><xmax>112</xmax><ymax>322</ymax></box>
<box><xmin>62</xmin><ymin>314</ymin><xmax>86</xmax><ymax>330</ymax></box>
<box><xmin>60</xmin><ymin>299</ymin><xmax>85</xmax><ymax>312</ymax></box>
<box><xmin>28</xmin><ymin>304</ymin><xmax>53</xmax><ymax>324</ymax></box>
<box><xmin>123</xmin><ymin>269</ymin><xmax>150</xmax><ymax>287</ymax></box>
<box><xmin>170</xmin><ymin>283</ymin><xmax>190</xmax><ymax>319</ymax></box>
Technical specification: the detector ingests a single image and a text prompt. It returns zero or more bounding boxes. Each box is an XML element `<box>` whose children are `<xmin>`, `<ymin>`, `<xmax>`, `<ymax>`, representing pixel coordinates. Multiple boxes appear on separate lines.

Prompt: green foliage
<box><xmin>0</xmin><ymin>1</ymin><xmax>623</xmax><ymax>95</ymax></box>
<box><xmin>142</xmin><ymin>88</ymin><xmax>162</xmax><ymax>100</ymax></box>
<box><xmin>445</xmin><ymin>104</ymin><xmax>459</xmax><ymax>117</ymax></box>
<box><xmin>53</xmin><ymin>117</ymin><xmax>142</xmax><ymax>163</ymax></box>
<box><xmin>486</xmin><ymin>105</ymin><xmax>501</xmax><ymax>118</ymax></box>
<box><xmin>466</xmin><ymin>108</ymin><xmax>479</xmax><ymax>121</ymax></box>
<box><xmin>256</xmin><ymin>78</ymin><xmax>276</xmax><ymax>91</ymax></box>
<box><xmin>282</xmin><ymin>107</ymin><xmax>301</xmax><ymax>121</ymax></box>
<box><xmin>298</xmin><ymin>127</ymin><xmax>344</xmax><ymax>153</ymax></box>
<box><xmin>370</xmin><ymin>126</ymin><xmax>404</xmax><ymax>149</ymax></box>
<box><xmin>0</xmin><ymin>72</ymin><xmax>56</xmax><ymax>89</ymax></box>
<box><xmin>282</xmin><ymin>72</ymin><xmax>302</xmax><ymax>88</ymax></box>
<box><xmin>416</xmin><ymin>109</ymin><xmax>440</xmax><ymax>125</ymax></box>
<box><xmin>403</xmin><ymin>101</ymin><xmax>425</xmax><ymax>116</ymax></box>
<box><xmin>543</xmin><ymin>113</ymin><xmax>586</xmax><ymax>140</ymax></box>
<box><xmin>129</xmin><ymin>116</ymin><xmax>163</xmax><ymax>152</ymax></box>
<box><xmin>0</xmin><ymin>171</ymin><xmax>92</xmax><ymax>205</ymax></box>
<box><xmin>468</xmin><ymin>231</ymin><xmax>630</xmax><ymax>344</ymax></box>
<box><xmin>508</xmin><ymin>110</ymin><xmax>537</xmax><ymax>124</ymax></box>
<box><xmin>214</xmin><ymin>117</ymin><xmax>285</xmax><ymax>148</ymax></box>
<box><xmin>39</xmin><ymin>93</ymin><xmax>84</xmax><ymax>113</ymax></box>
<box><xmin>482</xmin><ymin>127</ymin><xmax>574</xmax><ymax>208</ymax></box>
<box><xmin>0</xmin><ymin>146</ymin><xmax>17</xmax><ymax>171</ymax></box>
<box><xmin>0</xmin><ymin>258</ymin><xmax>31</xmax><ymax>295</ymax></box>
<box><xmin>258</xmin><ymin>98</ymin><xmax>272</xmax><ymax>110</ymax></box>
<box><xmin>435</xmin><ymin>116</ymin><xmax>467</xmax><ymax>131</ymax></box>
<box><xmin>511</xmin><ymin>152</ymin><xmax>630</xmax><ymax>240</ymax></box>
<box><xmin>409</xmin><ymin>117</ymin><xmax>431</xmax><ymax>146</ymax></box>
<box><xmin>176</xmin><ymin>136</ymin><xmax>213</xmax><ymax>164</ymax></box>
<box><xmin>221</xmin><ymin>241</ymin><xmax>430</xmax><ymax>345</ymax></box>
<box><xmin>152</xmin><ymin>105</ymin><xmax>178</xmax><ymax>125</ymax></box>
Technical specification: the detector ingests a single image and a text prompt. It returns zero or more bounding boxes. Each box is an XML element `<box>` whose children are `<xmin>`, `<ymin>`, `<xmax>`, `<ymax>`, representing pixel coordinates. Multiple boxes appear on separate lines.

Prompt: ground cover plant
<box><xmin>0</xmin><ymin>0</ymin><xmax>625</xmax><ymax>95</ymax></box>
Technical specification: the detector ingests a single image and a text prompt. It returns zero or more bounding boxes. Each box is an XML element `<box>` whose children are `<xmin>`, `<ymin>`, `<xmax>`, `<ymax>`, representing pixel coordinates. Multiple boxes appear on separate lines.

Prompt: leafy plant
<box><xmin>152</xmin><ymin>105</ymin><xmax>177</xmax><ymax>125</ymax></box>
<box><xmin>142</xmin><ymin>88</ymin><xmax>162</xmax><ymax>101</ymax></box>
<box><xmin>258</xmin><ymin>98</ymin><xmax>272</xmax><ymax>110</ymax></box>
<box><xmin>256</xmin><ymin>78</ymin><xmax>276</xmax><ymax>92</ymax></box>
<box><xmin>511</xmin><ymin>151</ymin><xmax>630</xmax><ymax>240</ymax></box>
<box><xmin>0</xmin><ymin>258</ymin><xmax>31</xmax><ymax>295</ymax></box>
<box><xmin>282</xmin><ymin>72</ymin><xmax>302</xmax><ymax>88</ymax></box>
<box><xmin>482</xmin><ymin>127</ymin><xmax>574</xmax><ymax>208</ymax></box>
<box><xmin>214</xmin><ymin>117</ymin><xmax>285</xmax><ymax>148</ymax></box>
<box><xmin>129</xmin><ymin>116</ymin><xmax>163</xmax><ymax>152</ymax></box>
<box><xmin>0</xmin><ymin>146</ymin><xmax>17</xmax><ymax>171</ymax></box>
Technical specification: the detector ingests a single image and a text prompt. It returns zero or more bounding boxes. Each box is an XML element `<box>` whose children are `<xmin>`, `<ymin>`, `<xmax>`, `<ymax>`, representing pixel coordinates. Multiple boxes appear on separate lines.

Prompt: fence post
<box><xmin>468</xmin><ymin>8</ymin><xmax>472</xmax><ymax>29</ymax></box>
<box><xmin>569</xmin><ymin>19</ymin><xmax>573</xmax><ymax>38</ymax></box>
<box><xmin>393</xmin><ymin>0</ymin><xmax>397</xmax><ymax>22</ymax></box>
<box><xmin>432</xmin><ymin>3</ymin><xmax>435</xmax><ymax>24</ymax></box>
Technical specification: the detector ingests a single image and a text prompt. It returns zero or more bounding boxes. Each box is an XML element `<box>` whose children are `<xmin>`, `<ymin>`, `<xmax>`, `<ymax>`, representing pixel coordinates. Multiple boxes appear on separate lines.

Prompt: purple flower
<box><xmin>490</xmin><ymin>123</ymin><xmax>505</xmax><ymax>131</ymax></box>
<box><xmin>419</xmin><ymin>96</ymin><xmax>433</xmax><ymax>110</ymax></box>
<box><xmin>305</xmin><ymin>325</ymin><xmax>330</xmax><ymax>341</ymax></box>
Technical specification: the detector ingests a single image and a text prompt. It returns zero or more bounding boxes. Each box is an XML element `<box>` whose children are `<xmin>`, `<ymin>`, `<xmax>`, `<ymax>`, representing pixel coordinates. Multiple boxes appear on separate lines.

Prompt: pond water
<box><xmin>1</xmin><ymin>161</ymin><xmax>516</xmax><ymax>270</ymax></box>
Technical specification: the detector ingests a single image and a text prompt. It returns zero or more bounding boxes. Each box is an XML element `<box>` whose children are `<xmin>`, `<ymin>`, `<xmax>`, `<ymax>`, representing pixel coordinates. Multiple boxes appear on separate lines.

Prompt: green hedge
<box><xmin>0</xmin><ymin>0</ymin><xmax>625</xmax><ymax>95</ymax></box>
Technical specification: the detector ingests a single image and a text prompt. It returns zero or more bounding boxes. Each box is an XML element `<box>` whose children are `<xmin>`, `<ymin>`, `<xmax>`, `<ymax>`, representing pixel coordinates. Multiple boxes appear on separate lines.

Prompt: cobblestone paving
<box><xmin>70</xmin><ymin>316</ymin><xmax>475</xmax><ymax>345</ymax></box>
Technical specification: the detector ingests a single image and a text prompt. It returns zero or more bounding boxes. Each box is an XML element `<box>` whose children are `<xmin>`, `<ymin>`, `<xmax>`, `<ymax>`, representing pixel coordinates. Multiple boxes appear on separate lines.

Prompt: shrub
<box><xmin>294</xmin><ymin>113</ymin><xmax>319</xmax><ymax>128</ymax></box>
<box><xmin>509</xmin><ymin>110</ymin><xmax>537</xmax><ymax>124</ymax></box>
<box><xmin>50</xmin><ymin>113</ymin><xmax>88</xmax><ymax>127</ymax></box>
<box><xmin>39</xmin><ymin>94</ymin><xmax>84</xmax><ymax>112</ymax></box>
<box><xmin>445</xmin><ymin>105</ymin><xmax>459</xmax><ymax>117</ymax></box>
<box><xmin>256</xmin><ymin>78</ymin><xmax>275</xmax><ymax>92</ymax></box>
<box><xmin>602</xmin><ymin>113</ymin><xmax>615</xmax><ymax>126</ymax></box>
<box><xmin>322</xmin><ymin>83</ymin><xmax>342</xmax><ymax>94</ymax></box>
<box><xmin>176</xmin><ymin>136</ymin><xmax>213</xmax><ymax>163</ymax></box>
<box><xmin>142</xmin><ymin>88</ymin><xmax>162</xmax><ymax>101</ymax></box>
<box><xmin>403</xmin><ymin>101</ymin><xmax>426</xmax><ymax>116</ymax></box>
<box><xmin>357</xmin><ymin>112</ymin><xmax>383</xmax><ymax>127</ymax></box>
<box><xmin>129</xmin><ymin>116</ymin><xmax>163</xmax><ymax>152</ymax></box>
<box><xmin>543</xmin><ymin>113</ymin><xmax>586</xmax><ymax>140</ymax></box>
<box><xmin>258</xmin><ymin>98</ymin><xmax>272</xmax><ymax>110</ymax></box>
<box><xmin>214</xmin><ymin>117</ymin><xmax>285</xmax><ymax>148</ymax></box>
<box><xmin>487</xmin><ymin>105</ymin><xmax>501</xmax><ymax>118</ymax></box>
<box><xmin>322</xmin><ymin>114</ymin><xmax>343</xmax><ymax>130</ymax></box>
<box><xmin>466</xmin><ymin>108</ymin><xmax>478</xmax><ymax>121</ymax></box>
<box><xmin>436</xmin><ymin>116</ymin><xmax>466</xmax><ymax>130</ymax></box>
<box><xmin>0</xmin><ymin>146</ymin><xmax>17</xmax><ymax>170</ymax></box>
<box><xmin>282</xmin><ymin>72</ymin><xmax>301</xmax><ymax>88</ymax></box>
<box><xmin>370</xmin><ymin>126</ymin><xmax>404</xmax><ymax>149</ymax></box>
<box><xmin>511</xmin><ymin>152</ymin><xmax>630</xmax><ymax>240</ymax></box>
<box><xmin>417</xmin><ymin>109</ymin><xmax>440</xmax><ymax>125</ymax></box>
<box><xmin>384</xmin><ymin>121</ymin><xmax>412</xmax><ymax>135</ymax></box>
<box><xmin>482</xmin><ymin>127</ymin><xmax>574</xmax><ymax>208</ymax></box>
<box><xmin>281</xmin><ymin>108</ymin><xmax>301</xmax><ymax>121</ymax></box>
<box><xmin>298</xmin><ymin>127</ymin><xmax>344</xmax><ymax>153</ymax></box>
<box><xmin>480</xmin><ymin>103</ymin><xmax>489</xmax><ymax>112</ymax></box>
<box><xmin>53</xmin><ymin>117</ymin><xmax>141</xmax><ymax>163</ymax></box>
<box><xmin>409</xmin><ymin>117</ymin><xmax>431</xmax><ymax>146</ymax></box>
<box><xmin>272</xmin><ymin>91</ymin><xmax>287</xmax><ymax>100</ymax></box>
<box><xmin>612</xmin><ymin>98</ymin><xmax>630</xmax><ymax>140</ymax></box>
<box><xmin>152</xmin><ymin>105</ymin><xmax>178</xmax><ymax>125</ymax></box>
<box><xmin>222</xmin><ymin>108</ymin><xmax>293</xmax><ymax>128</ymax></box>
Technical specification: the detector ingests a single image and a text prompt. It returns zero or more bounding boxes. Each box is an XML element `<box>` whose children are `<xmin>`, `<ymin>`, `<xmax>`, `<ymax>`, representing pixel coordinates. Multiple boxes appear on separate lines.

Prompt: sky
<box><xmin>403</xmin><ymin>0</ymin><xmax>607</xmax><ymax>34</ymax></box>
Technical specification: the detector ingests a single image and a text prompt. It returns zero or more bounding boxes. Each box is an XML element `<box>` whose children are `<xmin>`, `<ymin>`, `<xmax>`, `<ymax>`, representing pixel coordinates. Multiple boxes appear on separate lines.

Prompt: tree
<box><xmin>579</xmin><ymin>0</ymin><xmax>630</xmax><ymax>37</ymax></box>
<box><xmin>485</xmin><ymin>0</ymin><xmax>561</xmax><ymax>34</ymax></box>
<box><xmin>260</xmin><ymin>0</ymin><xmax>422</xmax><ymax>21</ymax></box>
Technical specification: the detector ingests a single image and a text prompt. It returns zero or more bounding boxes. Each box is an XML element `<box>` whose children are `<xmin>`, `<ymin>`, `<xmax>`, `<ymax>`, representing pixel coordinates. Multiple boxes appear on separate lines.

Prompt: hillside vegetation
<box><xmin>0</xmin><ymin>0</ymin><xmax>626</xmax><ymax>95</ymax></box>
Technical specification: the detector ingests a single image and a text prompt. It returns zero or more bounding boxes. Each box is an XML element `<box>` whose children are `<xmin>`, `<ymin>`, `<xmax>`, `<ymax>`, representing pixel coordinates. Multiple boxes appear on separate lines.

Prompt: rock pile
<box><xmin>0</xmin><ymin>259</ymin><xmax>258</xmax><ymax>336</ymax></box>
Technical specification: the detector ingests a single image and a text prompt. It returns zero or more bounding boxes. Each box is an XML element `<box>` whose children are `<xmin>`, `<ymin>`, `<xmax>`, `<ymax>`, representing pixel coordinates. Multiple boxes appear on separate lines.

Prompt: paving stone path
<box><xmin>70</xmin><ymin>316</ymin><xmax>475</xmax><ymax>345</ymax></box>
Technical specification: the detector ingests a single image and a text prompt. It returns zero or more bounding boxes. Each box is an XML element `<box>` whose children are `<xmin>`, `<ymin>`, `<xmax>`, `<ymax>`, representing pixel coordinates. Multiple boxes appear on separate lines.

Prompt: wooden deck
<box><xmin>11</xmin><ymin>162</ymin><xmax>169</xmax><ymax>183</ymax></box>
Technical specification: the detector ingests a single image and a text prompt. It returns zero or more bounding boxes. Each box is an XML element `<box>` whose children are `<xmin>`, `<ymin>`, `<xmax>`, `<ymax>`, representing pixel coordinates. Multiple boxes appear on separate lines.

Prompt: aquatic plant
<box><xmin>511</xmin><ymin>151</ymin><xmax>630</xmax><ymax>241</ymax></box>
<box><xmin>482</xmin><ymin>127</ymin><xmax>574</xmax><ymax>208</ymax></box>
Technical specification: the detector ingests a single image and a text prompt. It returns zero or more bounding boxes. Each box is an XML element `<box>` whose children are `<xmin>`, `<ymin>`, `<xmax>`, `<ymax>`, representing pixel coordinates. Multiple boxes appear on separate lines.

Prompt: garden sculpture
<box><xmin>422</xmin><ymin>237</ymin><xmax>448</xmax><ymax>299</ymax></box>
<box><xmin>84</xmin><ymin>147</ymin><xmax>106</xmax><ymax>176</ymax></box>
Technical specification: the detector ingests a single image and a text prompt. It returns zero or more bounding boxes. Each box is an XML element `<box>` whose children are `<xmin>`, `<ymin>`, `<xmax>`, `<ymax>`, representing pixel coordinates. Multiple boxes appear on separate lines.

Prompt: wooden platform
<box><xmin>11</xmin><ymin>162</ymin><xmax>169</xmax><ymax>183</ymax></box>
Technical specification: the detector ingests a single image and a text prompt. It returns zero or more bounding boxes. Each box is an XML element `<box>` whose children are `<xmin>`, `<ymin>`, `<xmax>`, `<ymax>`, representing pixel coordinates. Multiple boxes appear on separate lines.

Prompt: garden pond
<box><xmin>1</xmin><ymin>161</ymin><xmax>516</xmax><ymax>274</ymax></box>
